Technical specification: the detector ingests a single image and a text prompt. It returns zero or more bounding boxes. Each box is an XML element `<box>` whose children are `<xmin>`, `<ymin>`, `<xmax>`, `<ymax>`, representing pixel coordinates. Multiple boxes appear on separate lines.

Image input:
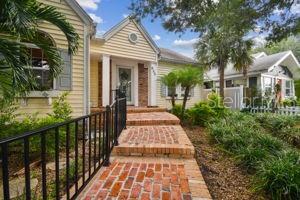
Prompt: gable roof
<box><xmin>65</xmin><ymin>0</ymin><xmax>94</xmax><ymax>25</ymax></box>
<box><xmin>206</xmin><ymin>50</ymin><xmax>300</xmax><ymax>80</ymax></box>
<box><xmin>159</xmin><ymin>48</ymin><xmax>197</xmax><ymax>65</ymax></box>
<box><xmin>101</xmin><ymin>16</ymin><xmax>160</xmax><ymax>54</ymax></box>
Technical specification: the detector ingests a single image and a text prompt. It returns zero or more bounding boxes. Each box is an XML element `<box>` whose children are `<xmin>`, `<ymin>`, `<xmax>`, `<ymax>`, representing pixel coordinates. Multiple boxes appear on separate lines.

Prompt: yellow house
<box><xmin>17</xmin><ymin>0</ymin><xmax>95</xmax><ymax>117</ymax></box>
<box><xmin>90</xmin><ymin>17</ymin><xmax>202</xmax><ymax>111</ymax></box>
<box><xmin>17</xmin><ymin>1</ymin><xmax>203</xmax><ymax>117</ymax></box>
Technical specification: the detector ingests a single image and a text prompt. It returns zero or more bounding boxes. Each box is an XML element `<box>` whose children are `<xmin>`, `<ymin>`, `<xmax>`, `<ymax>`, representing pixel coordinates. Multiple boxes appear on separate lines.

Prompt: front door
<box><xmin>117</xmin><ymin>67</ymin><xmax>134</xmax><ymax>105</ymax></box>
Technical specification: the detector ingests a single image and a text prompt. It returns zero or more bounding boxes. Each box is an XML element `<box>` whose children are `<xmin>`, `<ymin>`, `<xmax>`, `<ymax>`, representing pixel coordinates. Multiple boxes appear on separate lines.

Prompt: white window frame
<box><xmin>166</xmin><ymin>85</ymin><xmax>194</xmax><ymax>99</ymax></box>
<box><xmin>23</xmin><ymin>43</ymin><xmax>56</xmax><ymax>92</ymax></box>
<box><xmin>285</xmin><ymin>79</ymin><xmax>294</xmax><ymax>97</ymax></box>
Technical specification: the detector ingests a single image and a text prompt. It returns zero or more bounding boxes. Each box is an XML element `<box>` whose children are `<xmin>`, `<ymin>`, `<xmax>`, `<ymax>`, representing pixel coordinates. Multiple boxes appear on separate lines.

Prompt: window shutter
<box><xmin>190</xmin><ymin>87</ymin><xmax>194</xmax><ymax>97</ymax></box>
<box><xmin>56</xmin><ymin>49</ymin><xmax>72</xmax><ymax>90</ymax></box>
<box><xmin>161</xmin><ymin>82</ymin><xmax>166</xmax><ymax>97</ymax></box>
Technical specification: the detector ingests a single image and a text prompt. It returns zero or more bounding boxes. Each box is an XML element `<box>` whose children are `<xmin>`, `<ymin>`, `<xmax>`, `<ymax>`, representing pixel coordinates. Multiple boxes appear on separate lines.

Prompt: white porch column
<box><xmin>149</xmin><ymin>62</ymin><xmax>158</xmax><ymax>106</ymax></box>
<box><xmin>102</xmin><ymin>54</ymin><xmax>110</xmax><ymax>106</ymax></box>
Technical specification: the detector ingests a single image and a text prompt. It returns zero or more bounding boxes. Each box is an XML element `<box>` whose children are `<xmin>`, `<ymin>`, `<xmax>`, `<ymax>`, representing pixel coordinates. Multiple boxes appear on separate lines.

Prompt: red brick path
<box><xmin>80</xmin><ymin>111</ymin><xmax>211</xmax><ymax>200</ymax></box>
<box><xmin>126</xmin><ymin>112</ymin><xmax>180</xmax><ymax>126</ymax></box>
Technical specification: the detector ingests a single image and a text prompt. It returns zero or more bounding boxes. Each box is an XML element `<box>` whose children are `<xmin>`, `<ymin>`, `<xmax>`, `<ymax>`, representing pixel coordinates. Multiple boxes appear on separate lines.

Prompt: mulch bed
<box><xmin>184</xmin><ymin>126</ymin><xmax>267</xmax><ymax>200</ymax></box>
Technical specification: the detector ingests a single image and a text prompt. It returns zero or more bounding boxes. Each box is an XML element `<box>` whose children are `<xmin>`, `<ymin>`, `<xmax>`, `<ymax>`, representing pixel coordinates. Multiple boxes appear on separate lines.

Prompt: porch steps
<box><xmin>112</xmin><ymin>126</ymin><xmax>194</xmax><ymax>158</ymax></box>
<box><xmin>127</xmin><ymin>106</ymin><xmax>167</xmax><ymax>113</ymax></box>
<box><xmin>126</xmin><ymin>112</ymin><xmax>180</xmax><ymax>126</ymax></box>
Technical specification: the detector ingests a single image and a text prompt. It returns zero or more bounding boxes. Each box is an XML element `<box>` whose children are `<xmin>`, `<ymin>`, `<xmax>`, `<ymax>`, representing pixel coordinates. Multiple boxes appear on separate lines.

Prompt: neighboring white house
<box><xmin>204</xmin><ymin>51</ymin><xmax>300</xmax><ymax>104</ymax></box>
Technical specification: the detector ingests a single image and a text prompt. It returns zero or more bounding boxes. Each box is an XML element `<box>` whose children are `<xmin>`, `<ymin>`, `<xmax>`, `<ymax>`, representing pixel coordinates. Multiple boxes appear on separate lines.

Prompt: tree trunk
<box><xmin>171</xmin><ymin>94</ymin><xmax>175</xmax><ymax>107</ymax></box>
<box><xmin>181</xmin><ymin>86</ymin><xmax>190</xmax><ymax>117</ymax></box>
<box><xmin>219</xmin><ymin>64</ymin><xmax>225</xmax><ymax>99</ymax></box>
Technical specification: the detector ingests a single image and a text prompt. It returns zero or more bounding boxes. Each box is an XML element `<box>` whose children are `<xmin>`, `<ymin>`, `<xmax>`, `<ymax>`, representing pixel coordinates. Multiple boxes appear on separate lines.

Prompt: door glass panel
<box><xmin>118</xmin><ymin>68</ymin><xmax>132</xmax><ymax>102</ymax></box>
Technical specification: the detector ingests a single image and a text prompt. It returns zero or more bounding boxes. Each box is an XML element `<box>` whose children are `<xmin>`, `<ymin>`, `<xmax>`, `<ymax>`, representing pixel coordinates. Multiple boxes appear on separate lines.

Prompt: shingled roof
<box><xmin>159</xmin><ymin>48</ymin><xmax>197</xmax><ymax>64</ymax></box>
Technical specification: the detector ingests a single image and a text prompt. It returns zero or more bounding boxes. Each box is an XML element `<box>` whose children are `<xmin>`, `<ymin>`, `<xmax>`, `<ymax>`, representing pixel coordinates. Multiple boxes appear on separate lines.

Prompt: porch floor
<box><xmin>79</xmin><ymin>111</ymin><xmax>211</xmax><ymax>200</ymax></box>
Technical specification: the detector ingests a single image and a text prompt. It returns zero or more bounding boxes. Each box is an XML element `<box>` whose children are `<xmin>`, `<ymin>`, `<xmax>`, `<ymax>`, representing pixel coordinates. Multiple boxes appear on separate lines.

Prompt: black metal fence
<box><xmin>0</xmin><ymin>94</ymin><xmax>126</xmax><ymax>200</ymax></box>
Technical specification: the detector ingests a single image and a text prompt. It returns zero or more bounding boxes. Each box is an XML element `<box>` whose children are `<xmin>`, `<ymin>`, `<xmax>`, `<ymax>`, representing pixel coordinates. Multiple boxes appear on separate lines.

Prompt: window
<box><xmin>263</xmin><ymin>77</ymin><xmax>272</xmax><ymax>95</ymax></box>
<box><xmin>226</xmin><ymin>80</ymin><xmax>233</xmax><ymax>88</ymax></box>
<box><xmin>248</xmin><ymin>77</ymin><xmax>257</xmax><ymax>88</ymax></box>
<box><xmin>204</xmin><ymin>81</ymin><xmax>213</xmax><ymax>89</ymax></box>
<box><xmin>166</xmin><ymin>86</ymin><xmax>177</xmax><ymax>97</ymax></box>
<box><xmin>285</xmin><ymin>80</ymin><xmax>292</xmax><ymax>96</ymax></box>
<box><xmin>28</xmin><ymin>48</ymin><xmax>53</xmax><ymax>91</ymax></box>
<box><xmin>164</xmin><ymin>85</ymin><xmax>194</xmax><ymax>98</ymax></box>
<box><xmin>180</xmin><ymin>86</ymin><xmax>194</xmax><ymax>97</ymax></box>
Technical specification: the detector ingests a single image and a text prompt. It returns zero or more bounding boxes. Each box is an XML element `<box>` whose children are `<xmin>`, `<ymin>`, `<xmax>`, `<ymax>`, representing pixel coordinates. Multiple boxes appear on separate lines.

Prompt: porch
<box><xmin>90</xmin><ymin>53</ymin><xmax>158</xmax><ymax>109</ymax></box>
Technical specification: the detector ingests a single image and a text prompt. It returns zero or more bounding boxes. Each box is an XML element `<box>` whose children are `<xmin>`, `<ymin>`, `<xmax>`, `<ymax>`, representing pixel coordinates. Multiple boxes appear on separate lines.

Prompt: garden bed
<box><xmin>184</xmin><ymin>126</ymin><xmax>266</xmax><ymax>200</ymax></box>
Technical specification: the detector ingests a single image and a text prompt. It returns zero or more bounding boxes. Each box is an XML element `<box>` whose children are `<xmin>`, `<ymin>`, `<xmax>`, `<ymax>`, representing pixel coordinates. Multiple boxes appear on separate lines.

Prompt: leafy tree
<box><xmin>161</xmin><ymin>71</ymin><xmax>179</xmax><ymax>108</ymax></box>
<box><xmin>253</xmin><ymin>36</ymin><xmax>300</xmax><ymax>61</ymax></box>
<box><xmin>130</xmin><ymin>0</ymin><xmax>299</xmax><ymax>98</ymax></box>
<box><xmin>177</xmin><ymin>66</ymin><xmax>203</xmax><ymax>116</ymax></box>
<box><xmin>0</xmin><ymin>0</ymin><xmax>79</xmax><ymax>97</ymax></box>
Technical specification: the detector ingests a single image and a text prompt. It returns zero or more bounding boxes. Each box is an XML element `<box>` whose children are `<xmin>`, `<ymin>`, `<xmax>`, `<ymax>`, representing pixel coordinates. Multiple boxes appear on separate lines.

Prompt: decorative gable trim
<box><xmin>102</xmin><ymin>16</ymin><xmax>160</xmax><ymax>54</ymax></box>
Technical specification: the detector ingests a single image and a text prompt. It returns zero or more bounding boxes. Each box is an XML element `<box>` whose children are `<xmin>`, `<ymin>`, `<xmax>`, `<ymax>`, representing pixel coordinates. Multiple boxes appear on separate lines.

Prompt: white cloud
<box><xmin>88</xmin><ymin>13</ymin><xmax>103</xmax><ymax>23</ymax></box>
<box><xmin>76</xmin><ymin>0</ymin><xmax>100</xmax><ymax>11</ymax></box>
<box><xmin>95</xmin><ymin>30</ymin><xmax>106</xmax><ymax>37</ymax></box>
<box><xmin>152</xmin><ymin>35</ymin><xmax>161</xmax><ymax>41</ymax></box>
<box><xmin>291</xmin><ymin>2</ymin><xmax>300</xmax><ymax>14</ymax></box>
<box><xmin>252</xmin><ymin>35</ymin><xmax>267</xmax><ymax>48</ymax></box>
<box><xmin>173</xmin><ymin>38</ymin><xmax>199</xmax><ymax>48</ymax></box>
<box><xmin>123</xmin><ymin>14</ymin><xmax>129</xmax><ymax>18</ymax></box>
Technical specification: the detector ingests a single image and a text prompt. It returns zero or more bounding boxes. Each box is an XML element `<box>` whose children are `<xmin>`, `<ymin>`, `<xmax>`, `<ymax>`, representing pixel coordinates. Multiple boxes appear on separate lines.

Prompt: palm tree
<box><xmin>161</xmin><ymin>71</ymin><xmax>179</xmax><ymax>108</ymax></box>
<box><xmin>177</xmin><ymin>66</ymin><xmax>203</xmax><ymax>116</ymax></box>
<box><xmin>0</xmin><ymin>0</ymin><xmax>79</xmax><ymax>98</ymax></box>
<box><xmin>196</xmin><ymin>30</ymin><xmax>253</xmax><ymax>99</ymax></box>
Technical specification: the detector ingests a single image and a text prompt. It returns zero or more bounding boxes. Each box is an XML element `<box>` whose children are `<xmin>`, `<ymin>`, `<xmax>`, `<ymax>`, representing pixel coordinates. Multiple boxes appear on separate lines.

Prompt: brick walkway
<box><xmin>112</xmin><ymin>126</ymin><xmax>194</xmax><ymax>158</ymax></box>
<box><xmin>127</xmin><ymin>112</ymin><xmax>180</xmax><ymax>126</ymax></box>
<box><xmin>80</xmin><ymin>112</ymin><xmax>211</xmax><ymax>200</ymax></box>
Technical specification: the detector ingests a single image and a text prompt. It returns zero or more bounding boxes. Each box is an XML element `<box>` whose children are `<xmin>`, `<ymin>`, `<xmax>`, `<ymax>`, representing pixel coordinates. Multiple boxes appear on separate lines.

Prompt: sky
<box><xmin>75</xmin><ymin>0</ymin><xmax>300</xmax><ymax>58</ymax></box>
<box><xmin>76</xmin><ymin>0</ymin><xmax>199</xmax><ymax>58</ymax></box>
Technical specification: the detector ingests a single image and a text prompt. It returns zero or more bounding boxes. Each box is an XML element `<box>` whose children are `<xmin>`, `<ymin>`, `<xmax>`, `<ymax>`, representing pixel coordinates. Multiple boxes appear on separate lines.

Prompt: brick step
<box><xmin>126</xmin><ymin>112</ymin><xmax>180</xmax><ymax>126</ymax></box>
<box><xmin>112</xmin><ymin>126</ymin><xmax>194</xmax><ymax>158</ymax></box>
<box><xmin>79</xmin><ymin>156</ymin><xmax>212</xmax><ymax>200</ymax></box>
<box><xmin>127</xmin><ymin>107</ymin><xmax>167</xmax><ymax>113</ymax></box>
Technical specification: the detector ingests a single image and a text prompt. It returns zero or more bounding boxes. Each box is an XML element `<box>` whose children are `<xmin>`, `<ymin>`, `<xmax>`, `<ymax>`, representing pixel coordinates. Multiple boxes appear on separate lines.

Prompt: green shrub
<box><xmin>187</xmin><ymin>102</ymin><xmax>215</xmax><ymax>126</ymax></box>
<box><xmin>0</xmin><ymin>98</ymin><xmax>19</xmax><ymax>127</ymax></box>
<box><xmin>207</xmin><ymin>91</ymin><xmax>227</xmax><ymax>117</ymax></box>
<box><xmin>171</xmin><ymin>104</ymin><xmax>183</xmax><ymax>118</ymax></box>
<box><xmin>255</xmin><ymin>151</ymin><xmax>300</xmax><ymax>199</ymax></box>
<box><xmin>49</xmin><ymin>92</ymin><xmax>72</xmax><ymax>120</ymax></box>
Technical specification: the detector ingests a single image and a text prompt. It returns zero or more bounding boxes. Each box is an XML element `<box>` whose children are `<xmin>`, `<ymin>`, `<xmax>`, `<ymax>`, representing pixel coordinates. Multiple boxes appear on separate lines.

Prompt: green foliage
<box><xmin>252</xmin><ymin>36</ymin><xmax>300</xmax><ymax>61</ymax></box>
<box><xmin>254</xmin><ymin>151</ymin><xmax>300</xmax><ymax>200</ymax></box>
<box><xmin>177</xmin><ymin>66</ymin><xmax>203</xmax><ymax>116</ymax></box>
<box><xmin>0</xmin><ymin>98</ymin><xmax>19</xmax><ymax>127</ymax></box>
<box><xmin>49</xmin><ymin>92</ymin><xmax>72</xmax><ymax>120</ymax></box>
<box><xmin>254</xmin><ymin>113</ymin><xmax>300</xmax><ymax>148</ymax></box>
<box><xmin>208</xmin><ymin>111</ymin><xmax>300</xmax><ymax>198</ymax></box>
<box><xmin>171</xmin><ymin>104</ymin><xmax>183</xmax><ymax>118</ymax></box>
<box><xmin>185</xmin><ymin>92</ymin><xmax>227</xmax><ymax>126</ymax></box>
<box><xmin>161</xmin><ymin>71</ymin><xmax>179</xmax><ymax>107</ymax></box>
<box><xmin>187</xmin><ymin>102</ymin><xmax>215</xmax><ymax>126</ymax></box>
<box><xmin>0</xmin><ymin>0</ymin><xmax>79</xmax><ymax>96</ymax></box>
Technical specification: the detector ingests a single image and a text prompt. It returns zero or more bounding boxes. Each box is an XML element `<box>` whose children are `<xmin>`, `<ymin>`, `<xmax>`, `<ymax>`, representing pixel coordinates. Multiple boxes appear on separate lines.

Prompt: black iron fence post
<box><xmin>114</xmin><ymin>91</ymin><xmax>119</xmax><ymax>146</ymax></box>
<box><xmin>124</xmin><ymin>96</ymin><xmax>127</xmax><ymax>129</ymax></box>
<box><xmin>103</xmin><ymin>105</ymin><xmax>111</xmax><ymax>166</ymax></box>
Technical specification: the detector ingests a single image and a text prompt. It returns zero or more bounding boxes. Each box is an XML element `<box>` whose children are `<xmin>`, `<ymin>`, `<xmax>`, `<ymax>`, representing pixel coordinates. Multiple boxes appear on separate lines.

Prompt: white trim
<box><xmin>102</xmin><ymin>17</ymin><xmax>160</xmax><ymax>54</ymax></box>
<box><xmin>102</xmin><ymin>54</ymin><xmax>110</xmax><ymax>106</ymax></box>
<box><xmin>134</xmin><ymin>64</ymin><xmax>139</xmax><ymax>106</ymax></box>
<box><xmin>149</xmin><ymin>62</ymin><xmax>157</xmax><ymax>106</ymax></box>
<box><xmin>83</xmin><ymin>24</ymin><xmax>90</xmax><ymax>115</ymax></box>
<box><xmin>65</xmin><ymin>0</ymin><xmax>94</xmax><ymax>25</ymax></box>
<box><xmin>116</xmin><ymin>65</ymin><xmax>135</xmax><ymax>105</ymax></box>
<box><xmin>272</xmin><ymin>51</ymin><xmax>300</xmax><ymax>69</ymax></box>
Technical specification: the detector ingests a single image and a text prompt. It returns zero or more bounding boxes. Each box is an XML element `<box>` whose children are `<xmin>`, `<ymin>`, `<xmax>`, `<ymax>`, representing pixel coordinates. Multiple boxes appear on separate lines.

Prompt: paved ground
<box><xmin>126</xmin><ymin>112</ymin><xmax>180</xmax><ymax>126</ymax></box>
<box><xmin>80</xmin><ymin>112</ymin><xmax>211</xmax><ymax>200</ymax></box>
<box><xmin>113</xmin><ymin>126</ymin><xmax>194</xmax><ymax>158</ymax></box>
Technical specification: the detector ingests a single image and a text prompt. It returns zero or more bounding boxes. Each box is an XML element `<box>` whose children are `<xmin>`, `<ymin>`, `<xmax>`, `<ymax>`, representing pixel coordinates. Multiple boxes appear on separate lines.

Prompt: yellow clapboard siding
<box><xmin>156</xmin><ymin>62</ymin><xmax>202</xmax><ymax>109</ymax></box>
<box><xmin>90</xmin><ymin>57</ymin><xmax>99</xmax><ymax>107</ymax></box>
<box><xmin>17</xmin><ymin>0</ymin><xmax>86</xmax><ymax>118</ymax></box>
<box><xmin>92</xmin><ymin>21</ymin><xmax>157</xmax><ymax>62</ymax></box>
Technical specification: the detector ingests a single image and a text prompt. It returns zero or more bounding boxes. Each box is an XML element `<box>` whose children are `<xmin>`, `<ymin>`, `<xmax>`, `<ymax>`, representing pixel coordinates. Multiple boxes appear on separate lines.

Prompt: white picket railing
<box><xmin>248</xmin><ymin>106</ymin><xmax>300</xmax><ymax>115</ymax></box>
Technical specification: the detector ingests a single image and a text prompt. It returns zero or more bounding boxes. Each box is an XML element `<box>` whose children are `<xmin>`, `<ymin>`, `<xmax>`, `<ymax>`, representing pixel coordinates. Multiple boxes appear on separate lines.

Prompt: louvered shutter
<box><xmin>190</xmin><ymin>87</ymin><xmax>194</xmax><ymax>97</ymax></box>
<box><xmin>161</xmin><ymin>82</ymin><xmax>166</xmax><ymax>97</ymax></box>
<box><xmin>56</xmin><ymin>49</ymin><xmax>72</xmax><ymax>90</ymax></box>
